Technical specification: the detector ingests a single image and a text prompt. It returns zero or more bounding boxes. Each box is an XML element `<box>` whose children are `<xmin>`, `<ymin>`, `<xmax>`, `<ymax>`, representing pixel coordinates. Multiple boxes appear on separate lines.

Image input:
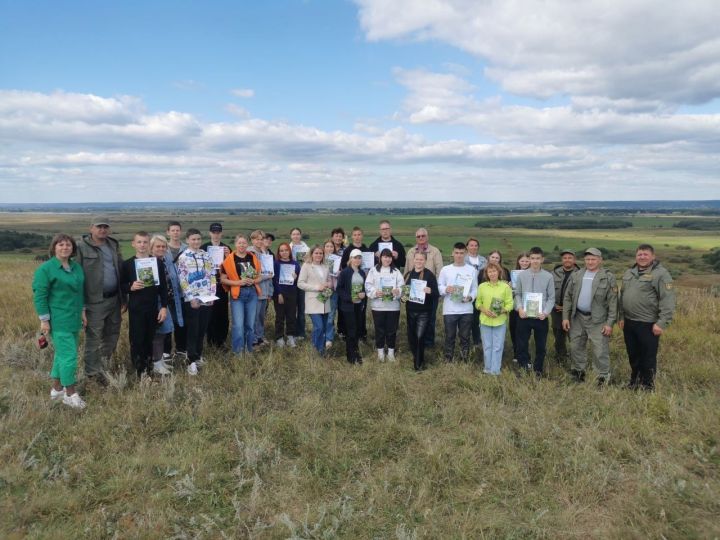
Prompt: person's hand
<box><xmin>157</xmin><ymin>307</ymin><xmax>167</xmax><ymax>323</ymax></box>
<box><xmin>130</xmin><ymin>280</ymin><xmax>145</xmax><ymax>291</ymax></box>
<box><xmin>463</xmin><ymin>296</ymin><xmax>471</xmax><ymax>303</ymax></box>
<box><xmin>392</xmin><ymin>250</ymin><xmax>398</xmax><ymax>259</ymax></box>
<box><xmin>446</xmin><ymin>285</ymin><xmax>455</xmax><ymax>294</ymax></box>
<box><xmin>538</xmin><ymin>312</ymin><xmax>547</xmax><ymax>321</ymax></box>
<box><xmin>121</xmin><ymin>303</ymin><xmax>128</xmax><ymax>314</ymax></box>
<box><xmin>392</xmin><ymin>287</ymin><xmax>400</xmax><ymax>297</ymax></box>
<box><xmin>618</xmin><ymin>320</ymin><xmax>624</xmax><ymax>330</ymax></box>
<box><xmin>554</xmin><ymin>304</ymin><xmax>563</xmax><ymax>312</ymax></box>
<box><xmin>223</xmin><ymin>246</ymin><xmax>230</xmax><ymax>257</ymax></box>
<box><xmin>278</xmin><ymin>294</ymin><xmax>285</xmax><ymax>305</ymax></box>
<box><xmin>562</xmin><ymin>320</ymin><xmax>570</xmax><ymax>332</ymax></box>
<box><xmin>652</xmin><ymin>323</ymin><xmax>664</xmax><ymax>336</ymax></box>
<box><xmin>190</xmin><ymin>299</ymin><xmax>200</xmax><ymax>309</ymax></box>
<box><xmin>375</xmin><ymin>290</ymin><xmax>383</xmax><ymax>298</ymax></box>
<box><xmin>484</xmin><ymin>309</ymin><xmax>496</xmax><ymax>318</ymax></box>
<box><xmin>424</xmin><ymin>286</ymin><xmax>431</xmax><ymax>294</ymax></box>
<box><xmin>357</xmin><ymin>292</ymin><xmax>366</xmax><ymax>300</ymax></box>
<box><xmin>81</xmin><ymin>311</ymin><xmax>87</xmax><ymax>328</ymax></box>
<box><xmin>518</xmin><ymin>308</ymin><xmax>527</xmax><ymax>319</ymax></box>
<box><xmin>40</xmin><ymin>320</ymin><xmax>50</xmax><ymax>334</ymax></box>
<box><xmin>601</xmin><ymin>325</ymin><xmax>613</xmax><ymax>337</ymax></box>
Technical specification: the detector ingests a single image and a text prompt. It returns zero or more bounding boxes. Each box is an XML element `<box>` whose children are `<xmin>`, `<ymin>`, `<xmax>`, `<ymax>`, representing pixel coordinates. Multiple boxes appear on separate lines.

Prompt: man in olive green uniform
<box><xmin>562</xmin><ymin>248</ymin><xmax>617</xmax><ymax>385</ymax></box>
<box><xmin>618</xmin><ymin>244</ymin><xmax>675</xmax><ymax>390</ymax></box>
<box><xmin>552</xmin><ymin>249</ymin><xmax>579</xmax><ymax>362</ymax></box>
<box><xmin>76</xmin><ymin>216</ymin><xmax>126</xmax><ymax>385</ymax></box>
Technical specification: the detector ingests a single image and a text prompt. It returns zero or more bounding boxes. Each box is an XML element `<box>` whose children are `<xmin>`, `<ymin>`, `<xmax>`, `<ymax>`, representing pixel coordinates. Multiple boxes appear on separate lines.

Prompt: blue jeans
<box><xmin>481</xmin><ymin>323</ymin><xmax>506</xmax><ymax>374</ymax></box>
<box><xmin>230</xmin><ymin>287</ymin><xmax>258</xmax><ymax>353</ymax></box>
<box><xmin>309</xmin><ymin>313</ymin><xmax>328</xmax><ymax>354</ymax></box>
<box><xmin>254</xmin><ymin>297</ymin><xmax>268</xmax><ymax>342</ymax></box>
<box><xmin>325</xmin><ymin>292</ymin><xmax>338</xmax><ymax>342</ymax></box>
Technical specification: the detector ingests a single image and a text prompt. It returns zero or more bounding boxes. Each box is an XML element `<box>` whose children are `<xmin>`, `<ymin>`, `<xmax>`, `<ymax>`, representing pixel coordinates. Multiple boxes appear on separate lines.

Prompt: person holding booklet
<box><xmin>120</xmin><ymin>231</ymin><xmax>168</xmax><ymax>379</ymax></box>
<box><xmin>465</xmin><ymin>237</ymin><xmax>488</xmax><ymax>347</ymax></box>
<box><xmin>201</xmin><ymin>223</ymin><xmax>230</xmax><ymax>349</ymax></box>
<box><xmin>323</xmin><ymin>240</ymin><xmax>342</xmax><ymax>350</ymax></box>
<box><xmin>273</xmin><ymin>242</ymin><xmax>300</xmax><ymax>348</ymax></box>
<box><xmin>32</xmin><ymin>233</ymin><xmax>87</xmax><ymax>409</ymax></box>
<box><xmin>369</xmin><ymin>220</ymin><xmax>406</xmax><ymax>269</ymax></box>
<box><xmin>364</xmin><ymin>248</ymin><xmax>404</xmax><ymax>361</ymax></box>
<box><xmin>339</xmin><ymin>226</ymin><xmax>370</xmax><ymax>341</ymax></box>
<box><xmin>404</xmin><ymin>251</ymin><xmax>439</xmax><ymax>371</ymax></box>
<box><xmin>297</xmin><ymin>245</ymin><xmax>333</xmax><ymax>355</ymax></box>
<box><xmin>475</xmin><ymin>263</ymin><xmax>514</xmax><ymax>375</ymax></box>
<box><xmin>221</xmin><ymin>234</ymin><xmax>261</xmax><ymax>355</ymax></box>
<box><xmin>290</xmin><ymin>227</ymin><xmax>310</xmax><ymax>339</ymax></box>
<box><xmin>177</xmin><ymin>228</ymin><xmax>217</xmax><ymax>375</ymax></box>
<box><xmin>149</xmin><ymin>235</ymin><xmax>182</xmax><ymax>375</ymax></box>
<box><xmin>335</xmin><ymin>249</ymin><xmax>367</xmax><ymax>364</ymax></box>
<box><xmin>509</xmin><ymin>252</ymin><xmax>531</xmax><ymax>362</ymax></box>
<box><xmin>404</xmin><ymin>228</ymin><xmax>443</xmax><ymax>348</ymax></box>
<box><xmin>438</xmin><ymin>242</ymin><xmax>479</xmax><ymax>362</ymax></box>
<box><xmin>163</xmin><ymin>220</ymin><xmax>187</xmax><ymax>362</ymax></box>
<box><xmin>248</xmin><ymin>229</ymin><xmax>274</xmax><ymax>348</ymax></box>
<box><xmin>514</xmin><ymin>246</ymin><xmax>555</xmax><ymax>376</ymax></box>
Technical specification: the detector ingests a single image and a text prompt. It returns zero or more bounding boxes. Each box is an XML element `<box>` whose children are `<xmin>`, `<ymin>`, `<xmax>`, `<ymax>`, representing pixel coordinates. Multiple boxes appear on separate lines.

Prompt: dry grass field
<box><xmin>1</xmin><ymin>211</ymin><xmax>719</xmax><ymax>538</ymax></box>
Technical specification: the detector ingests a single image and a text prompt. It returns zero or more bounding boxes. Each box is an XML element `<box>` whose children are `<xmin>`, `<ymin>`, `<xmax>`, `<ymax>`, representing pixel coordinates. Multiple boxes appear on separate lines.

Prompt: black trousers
<box><xmin>551</xmin><ymin>310</ymin><xmax>568</xmax><ymax>358</ymax></box>
<box><xmin>424</xmin><ymin>295</ymin><xmax>439</xmax><ymax>346</ymax></box>
<box><xmin>471</xmin><ymin>305</ymin><xmax>481</xmax><ymax>346</ymax></box>
<box><xmin>623</xmin><ymin>319</ymin><xmax>660</xmax><ymax>389</ymax></box>
<box><xmin>443</xmin><ymin>313</ymin><xmax>473</xmax><ymax>361</ymax></box>
<box><xmin>274</xmin><ymin>290</ymin><xmax>298</xmax><ymax>337</ymax></box>
<box><xmin>509</xmin><ymin>310</ymin><xmax>519</xmax><ymax>358</ymax></box>
<box><xmin>129</xmin><ymin>307</ymin><xmax>158</xmax><ymax>376</ymax></box>
<box><xmin>206</xmin><ymin>287</ymin><xmax>229</xmax><ymax>348</ymax></box>
<box><xmin>516</xmin><ymin>317</ymin><xmax>549</xmax><ymax>374</ymax></box>
<box><xmin>342</xmin><ymin>304</ymin><xmax>364</xmax><ymax>363</ymax></box>
<box><xmin>372</xmin><ymin>310</ymin><xmax>400</xmax><ymax>349</ymax></box>
<box><xmin>183</xmin><ymin>303</ymin><xmax>212</xmax><ymax>363</ymax></box>
<box><xmin>407</xmin><ymin>310</ymin><xmax>430</xmax><ymax>370</ymax></box>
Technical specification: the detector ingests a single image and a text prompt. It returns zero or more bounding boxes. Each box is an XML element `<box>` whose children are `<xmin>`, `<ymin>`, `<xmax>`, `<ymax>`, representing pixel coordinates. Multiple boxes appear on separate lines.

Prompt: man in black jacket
<box><xmin>368</xmin><ymin>219</ymin><xmax>406</xmax><ymax>270</ymax></box>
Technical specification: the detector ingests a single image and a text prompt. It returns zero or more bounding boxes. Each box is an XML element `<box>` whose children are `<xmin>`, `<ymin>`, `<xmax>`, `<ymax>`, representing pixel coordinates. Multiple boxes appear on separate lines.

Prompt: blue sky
<box><xmin>1</xmin><ymin>0</ymin><xmax>719</xmax><ymax>202</ymax></box>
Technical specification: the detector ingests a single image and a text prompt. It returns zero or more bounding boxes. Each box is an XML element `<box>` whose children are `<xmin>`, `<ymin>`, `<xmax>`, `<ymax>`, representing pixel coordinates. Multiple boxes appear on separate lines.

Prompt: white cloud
<box><xmin>356</xmin><ymin>0</ymin><xmax>720</xmax><ymax>106</ymax></box>
<box><xmin>231</xmin><ymin>88</ymin><xmax>255</xmax><ymax>98</ymax></box>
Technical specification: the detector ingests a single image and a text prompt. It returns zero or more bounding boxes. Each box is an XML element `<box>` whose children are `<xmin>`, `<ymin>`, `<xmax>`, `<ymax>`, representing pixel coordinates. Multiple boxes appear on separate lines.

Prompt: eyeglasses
<box><xmin>94</xmin><ymin>225</ymin><xmax>110</xmax><ymax>229</ymax></box>
<box><xmin>380</xmin><ymin>227</ymin><xmax>391</xmax><ymax>231</ymax></box>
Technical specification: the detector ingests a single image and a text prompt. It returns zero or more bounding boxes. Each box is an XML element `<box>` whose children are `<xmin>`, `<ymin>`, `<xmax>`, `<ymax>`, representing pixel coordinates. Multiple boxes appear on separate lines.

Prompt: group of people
<box><xmin>32</xmin><ymin>217</ymin><xmax>676</xmax><ymax>409</ymax></box>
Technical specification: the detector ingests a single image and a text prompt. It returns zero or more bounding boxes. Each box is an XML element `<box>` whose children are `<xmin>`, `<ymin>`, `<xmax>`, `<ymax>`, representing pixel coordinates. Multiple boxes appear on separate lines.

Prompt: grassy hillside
<box><xmin>1</xmin><ymin>256</ymin><xmax>719</xmax><ymax>538</ymax></box>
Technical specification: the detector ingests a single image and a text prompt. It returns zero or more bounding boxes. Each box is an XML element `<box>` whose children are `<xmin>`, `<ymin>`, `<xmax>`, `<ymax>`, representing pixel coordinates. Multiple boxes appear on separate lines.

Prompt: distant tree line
<box><xmin>474</xmin><ymin>219</ymin><xmax>633</xmax><ymax>230</ymax></box>
<box><xmin>672</xmin><ymin>220</ymin><xmax>720</xmax><ymax>230</ymax></box>
<box><xmin>0</xmin><ymin>230</ymin><xmax>51</xmax><ymax>251</ymax></box>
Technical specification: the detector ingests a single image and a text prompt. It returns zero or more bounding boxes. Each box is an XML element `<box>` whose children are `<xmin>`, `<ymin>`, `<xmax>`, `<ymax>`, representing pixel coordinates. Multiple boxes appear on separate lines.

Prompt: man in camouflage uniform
<box><xmin>562</xmin><ymin>248</ymin><xmax>617</xmax><ymax>385</ymax></box>
<box><xmin>618</xmin><ymin>244</ymin><xmax>676</xmax><ymax>390</ymax></box>
<box><xmin>552</xmin><ymin>249</ymin><xmax>579</xmax><ymax>362</ymax></box>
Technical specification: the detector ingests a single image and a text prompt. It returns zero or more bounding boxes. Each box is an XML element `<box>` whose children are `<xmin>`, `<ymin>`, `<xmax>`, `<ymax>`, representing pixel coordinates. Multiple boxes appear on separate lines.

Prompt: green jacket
<box><xmin>76</xmin><ymin>234</ymin><xmax>126</xmax><ymax>305</ymax></box>
<box><xmin>562</xmin><ymin>267</ymin><xmax>618</xmax><ymax>326</ymax></box>
<box><xmin>32</xmin><ymin>258</ymin><xmax>85</xmax><ymax>332</ymax></box>
<box><xmin>618</xmin><ymin>261</ymin><xmax>675</xmax><ymax>328</ymax></box>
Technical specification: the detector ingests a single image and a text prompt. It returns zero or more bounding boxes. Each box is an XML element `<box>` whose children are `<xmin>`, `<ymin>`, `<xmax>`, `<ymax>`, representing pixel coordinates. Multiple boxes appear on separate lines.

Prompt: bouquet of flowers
<box><xmin>381</xmin><ymin>285</ymin><xmax>394</xmax><ymax>302</ymax></box>
<box><xmin>316</xmin><ymin>287</ymin><xmax>334</xmax><ymax>303</ymax></box>
<box><xmin>400</xmin><ymin>284</ymin><xmax>410</xmax><ymax>302</ymax></box>
<box><xmin>490</xmin><ymin>297</ymin><xmax>504</xmax><ymax>315</ymax></box>
<box><xmin>351</xmin><ymin>283</ymin><xmax>364</xmax><ymax>302</ymax></box>
<box><xmin>241</xmin><ymin>265</ymin><xmax>257</xmax><ymax>281</ymax></box>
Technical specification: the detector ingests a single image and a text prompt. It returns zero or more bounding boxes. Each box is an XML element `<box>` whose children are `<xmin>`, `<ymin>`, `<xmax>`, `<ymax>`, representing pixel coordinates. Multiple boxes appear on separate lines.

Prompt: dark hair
<box><xmin>376</xmin><ymin>248</ymin><xmax>397</xmax><ymax>271</ymax></box>
<box><xmin>167</xmin><ymin>221</ymin><xmax>182</xmax><ymax>230</ymax></box>
<box><xmin>186</xmin><ymin>228</ymin><xmax>201</xmax><ymax>239</ymax></box>
<box><xmin>529</xmin><ymin>246</ymin><xmax>544</xmax><ymax>256</ymax></box>
<box><xmin>488</xmin><ymin>250</ymin><xmax>503</xmax><ymax>264</ymax></box>
<box><xmin>453</xmin><ymin>242</ymin><xmax>467</xmax><ymax>251</ymax></box>
<box><xmin>515</xmin><ymin>251</ymin><xmax>531</xmax><ymax>269</ymax></box>
<box><xmin>352</xmin><ymin>226</ymin><xmax>363</xmax><ymax>233</ymax></box>
<box><xmin>49</xmin><ymin>233</ymin><xmax>77</xmax><ymax>258</ymax></box>
<box><xmin>331</xmin><ymin>227</ymin><xmax>345</xmax><ymax>237</ymax></box>
<box><xmin>290</xmin><ymin>227</ymin><xmax>302</xmax><ymax>235</ymax></box>
<box><xmin>636</xmin><ymin>244</ymin><xmax>655</xmax><ymax>253</ymax></box>
<box><xmin>379</xmin><ymin>219</ymin><xmax>391</xmax><ymax>226</ymax></box>
<box><xmin>466</xmin><ymin>237</ymin><xmax>479</xmax><ymax>248</ymax></box>
<box><xmin>134</xmin><ymin>230</ymin><xmax>150</xmax><ymax>239</ymax></box>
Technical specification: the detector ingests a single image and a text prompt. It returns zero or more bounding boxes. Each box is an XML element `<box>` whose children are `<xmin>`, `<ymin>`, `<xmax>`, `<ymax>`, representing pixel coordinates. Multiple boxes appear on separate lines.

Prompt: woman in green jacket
<box><xmin>32</xmin><ymin>233</ymin><xmax>87</xmax><ymax>409</ymax></box>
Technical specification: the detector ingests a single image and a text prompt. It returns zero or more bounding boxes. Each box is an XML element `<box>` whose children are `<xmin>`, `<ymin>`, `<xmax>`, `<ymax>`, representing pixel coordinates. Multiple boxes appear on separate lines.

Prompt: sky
<box><xmin>1</xmin><ymin>0</ymin><xmax>719</xmax><ymax>203</ymax></box>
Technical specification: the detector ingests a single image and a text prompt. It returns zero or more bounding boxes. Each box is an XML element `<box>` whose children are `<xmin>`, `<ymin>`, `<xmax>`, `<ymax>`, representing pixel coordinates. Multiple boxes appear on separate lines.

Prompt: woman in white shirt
<box><xmin>364</xmin><ymin>248</ymin><xmax>404</xmax><ymax>361</ymax></box>
<box><xmin>297</xmin><ymin>245</ymin><xmax>332</xmax><ymax>354</ymax></box>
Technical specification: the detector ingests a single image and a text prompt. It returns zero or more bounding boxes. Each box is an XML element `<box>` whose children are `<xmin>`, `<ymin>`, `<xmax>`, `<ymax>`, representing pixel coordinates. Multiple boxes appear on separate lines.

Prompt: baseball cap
<box><xmin>91</xmin><ymin>216</ymin><xmax>110</xmax><ymax>227</ymax></box>
<box><xmin>584</xmin><ymin>247</ymin><xmax>602</xmax><ymax>257</ymax></box>
<box><xmin>349</xmin><ymin>248</ymin><xmax>363</xmax><ymax>258</ymax></box>
<box><xmin>559</xmin><ymin>248</ymin><xmax>575</xmax><ymax>256</ymax></box>
<box><xmin>209</xmin><ymin>222</ymin><xmax>223</xmax><ymax>232</ymax></box>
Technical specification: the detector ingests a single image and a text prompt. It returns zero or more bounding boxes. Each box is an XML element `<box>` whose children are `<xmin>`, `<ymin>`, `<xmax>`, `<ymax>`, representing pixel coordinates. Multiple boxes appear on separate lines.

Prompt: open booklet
<box><xmin>523</xmin><ymin>292</ymin><xmax>544</xmax><ymax>318</ymax></box>
<box><xmin>135</xmin><ymin>257</ymin><xmax>159</xmax><ymax>287</ymax></box>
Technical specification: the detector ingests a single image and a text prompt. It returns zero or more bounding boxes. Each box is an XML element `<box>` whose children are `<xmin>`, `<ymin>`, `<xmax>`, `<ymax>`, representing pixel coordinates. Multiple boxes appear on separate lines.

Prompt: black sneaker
<box><xmin>596</xmin><ymin>377</ymin><xmax>608</xmax><ymax>387</ymax></box>
<box><xmin>570</xmin><ymin>369</ymin><xmax>585</xmax><ymax>383</ymax></box>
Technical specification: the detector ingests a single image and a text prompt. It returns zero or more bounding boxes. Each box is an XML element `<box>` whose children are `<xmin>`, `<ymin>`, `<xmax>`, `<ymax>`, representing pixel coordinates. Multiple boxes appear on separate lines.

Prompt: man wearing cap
<box><xmin>201</xmin><ymin>223</ymin><xmax>230</xmax><ymax>348</ymax></box>
<box><xmin>618</xmin><ymin>244</ymin><xmax>676</xmax><ymax>390</ymax></box>
<box><xmin>552</xmin><ymin>249</ymin><xmax>579</xmax><ymax>362</ymax></box>
<box><xmin>405</xmin><ymin>228</ymin><xmax>443</xmax><ymax>347</ymax></box>
<box><xmin>561</xmin><ymin>248</ymin><xmax>617</xmax><ymax>385</ymax></box>
<box><xmin>76</xmin><ymin>216</ymin><xmax>126</xmax><ymax>386</ymax></box>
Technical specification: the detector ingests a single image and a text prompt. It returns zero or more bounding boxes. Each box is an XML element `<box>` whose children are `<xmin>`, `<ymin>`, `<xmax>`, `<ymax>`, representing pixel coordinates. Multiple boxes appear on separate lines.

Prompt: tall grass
<box><xmin>1</xmin><ymin>259</ymin><xmax>719</xmax><ymax>538</ymax></box>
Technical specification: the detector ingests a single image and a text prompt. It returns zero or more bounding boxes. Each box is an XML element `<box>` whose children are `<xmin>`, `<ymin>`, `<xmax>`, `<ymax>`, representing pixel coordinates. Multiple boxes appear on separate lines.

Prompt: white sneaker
<box><xmin>195</xmin><ymin>356</ymin><xmax>206</xmax><ymax>367</ymax></box>
<box><xmin>160</xmin><ymin>359</ymin><xmax>174</xmax><ymax>370</ymax></box>
<box><xmin>325</xmin><ymin>340</ymin><xmax>333</xmax><ymax>350</ymax></box>
<box><xmin>276</xmin><ymin>337</ymin><xmax>286</xmax><ymax>348</ymax></box>
<box><xmin>287</xmin><ymin>336</ymin><xmax>297</xmax><ymax>348</ymax></box>
<box><xmin>153</xmin><ymin>361</ymin><xmax>171</xmax><ymax>375</ymax></box>
<box><xmin>187</xmin><ymin>362</ymin><xmax>198</xmax><ymax>376</ymax></box>
<box><xmin>162</xmin><ymin>353</ymin><xmax>173</xmax><ymax>362</ymax></box>
<box><xmin>377</xmin><ymin>349</ymin><xmax>385</xmax><ymax>362</ymax></box>
<box><xmin>50</xmin><ymin>388</ymin><xmax>65</xmax><ymax>401</ymax></box>
<box><xmin>62</xmin><ymin>393</ymin><xmax>86</xmax><ymax>409</ymax></box>
<box><xmin>387</xmin><ymin>349</ymin><xmax>396</xmax><ymax>362</ymax></box>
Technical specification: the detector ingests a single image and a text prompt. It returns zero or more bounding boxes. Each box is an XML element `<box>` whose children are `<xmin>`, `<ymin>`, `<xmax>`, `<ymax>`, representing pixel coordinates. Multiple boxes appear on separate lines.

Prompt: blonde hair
<box><xmin>150</xmin><ymin>234</ymin><xmax>168</xmax><ymax>249</ymax></box>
